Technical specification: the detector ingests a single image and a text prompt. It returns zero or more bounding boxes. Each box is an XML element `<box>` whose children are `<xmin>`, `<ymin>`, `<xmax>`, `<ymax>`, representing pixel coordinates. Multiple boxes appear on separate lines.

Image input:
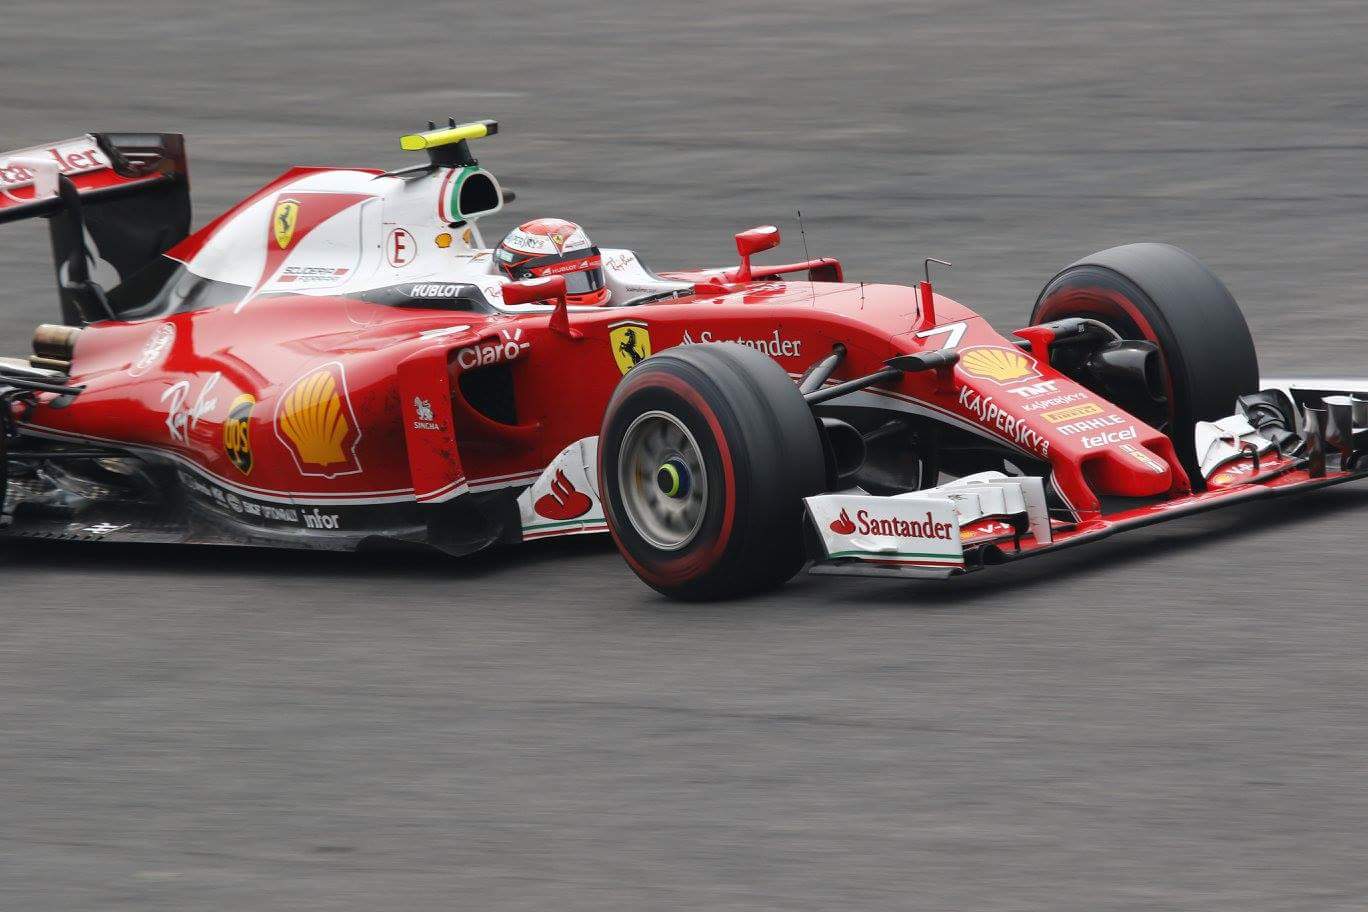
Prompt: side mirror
<box><xmin>500</xmin><ymin>275</ymin><xmax>566</xmax><ymax>307</ymax></box>
<box><xmin>733</xmin><ymin>225</ymin><xmax>781</xmax><ymax>282</ymax></box>
<box><xmin>500</xmin><ymin>275</ymin><xmax>581</xmax><ymax>339</ymax></box>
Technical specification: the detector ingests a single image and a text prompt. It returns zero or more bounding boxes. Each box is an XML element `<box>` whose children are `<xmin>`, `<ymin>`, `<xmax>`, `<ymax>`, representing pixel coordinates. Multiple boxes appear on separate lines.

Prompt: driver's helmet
<box><xmin>495</xmin><ymin>218</ymin><xmax>610</xmax><ymax>306</ymax></box>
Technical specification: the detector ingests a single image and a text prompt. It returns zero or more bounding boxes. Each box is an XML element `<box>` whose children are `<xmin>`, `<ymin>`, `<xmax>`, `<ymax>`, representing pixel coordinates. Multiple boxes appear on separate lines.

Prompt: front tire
<box><xmin>1032</xmin><ymin>243</ymin><xmax>1259</xmax><ymax>485</ymax></box>
<box><xmin>599</xmin><ymin>343</ymin><xmax>827</xmax><ymax>600</ymax></box>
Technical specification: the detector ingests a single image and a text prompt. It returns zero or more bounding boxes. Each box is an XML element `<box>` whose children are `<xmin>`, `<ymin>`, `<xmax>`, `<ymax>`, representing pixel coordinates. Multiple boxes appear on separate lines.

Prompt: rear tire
<box><xmin>599</xmin><ymin>343</ymin><xmax>827</xmax><ymax>600</ymax></box>
<box><xmin>1032</xmin><ymin>243</ymin><xmax>1259</xmax><ymax>485</ymax></box>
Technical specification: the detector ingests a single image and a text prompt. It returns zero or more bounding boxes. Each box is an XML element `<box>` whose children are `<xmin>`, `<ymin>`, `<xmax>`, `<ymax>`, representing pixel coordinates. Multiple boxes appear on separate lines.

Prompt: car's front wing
<box><xmin>806</xmin><ymin>378</ymin><xmax>1368</xmax><ymax>579</ymax></box>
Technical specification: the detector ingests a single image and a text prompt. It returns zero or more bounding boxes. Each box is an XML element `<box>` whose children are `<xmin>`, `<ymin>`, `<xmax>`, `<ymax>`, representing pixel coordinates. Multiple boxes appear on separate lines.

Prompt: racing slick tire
<box><xmin>1031</xmin><ymin>242</ymin><xmax>1260</xmax><ymax>487</ymax></box>
<box><xmin>599</xmin><ymin>342</ymin><xmax>827</xmax><ymax>600</ymax></box>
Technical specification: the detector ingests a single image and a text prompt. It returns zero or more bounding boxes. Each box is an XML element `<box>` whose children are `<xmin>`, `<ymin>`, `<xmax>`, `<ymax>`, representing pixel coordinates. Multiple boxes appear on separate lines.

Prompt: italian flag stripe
<box><xmin>524</xmin><ymin>518</ymin><xmax>605</xmax><ymax>532</ymax></box>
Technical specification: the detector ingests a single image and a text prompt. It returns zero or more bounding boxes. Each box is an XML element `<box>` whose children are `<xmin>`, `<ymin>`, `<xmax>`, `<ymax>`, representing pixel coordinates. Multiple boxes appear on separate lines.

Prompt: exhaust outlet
<box><xmin>32</xmin><ymin>324</ymin><xmax>81</xmax><ymax>361</ymax></box>
<box><xmin>29</xmin><ymin>356</ymin><xmax>72</xmax><ymax>372</ymax></box>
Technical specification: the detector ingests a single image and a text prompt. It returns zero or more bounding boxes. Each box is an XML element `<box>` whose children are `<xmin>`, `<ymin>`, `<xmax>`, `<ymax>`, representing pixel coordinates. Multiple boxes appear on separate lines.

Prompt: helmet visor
<box><xmin>497</xmin><ymin>246</ymin><xmax>605</xmax><ymax>295</ymax></box>
<box><xmin>563</xmin><ymin>266</ymin><xmax>605</xmax><ymax>295</ymax></box>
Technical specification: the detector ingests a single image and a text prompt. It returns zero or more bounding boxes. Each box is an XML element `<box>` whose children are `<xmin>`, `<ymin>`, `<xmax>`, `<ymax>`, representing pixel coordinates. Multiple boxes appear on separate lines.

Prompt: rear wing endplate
<box><xmin>0</xmin><ymin>133</ymin><xmax>186</xmax><ymax>224</ymax></box>
<box><xmin>0</xmin><ymin>134</ymin><xmax>191</xmax><ymax>324</ymax></box>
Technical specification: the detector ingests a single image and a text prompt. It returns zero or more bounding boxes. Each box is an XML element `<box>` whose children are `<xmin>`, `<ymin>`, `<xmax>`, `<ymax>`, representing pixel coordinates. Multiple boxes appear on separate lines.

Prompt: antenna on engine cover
<box><xmin>797</xmin><ymin>210</ymin><xmax>816</xmax><ymax>306</ymax></box>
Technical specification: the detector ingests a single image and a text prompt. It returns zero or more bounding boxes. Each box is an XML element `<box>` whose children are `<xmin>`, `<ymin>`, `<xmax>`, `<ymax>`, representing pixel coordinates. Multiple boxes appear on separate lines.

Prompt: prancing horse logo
<box><xmin>608</xmin><ymin>320</ymin><xmax>652</xmax><ymax>375</ymax></box>
<box><xmin>272</xmin><ymin>199</ymin><xmax>301</xmax><ymax>250</ymax></box>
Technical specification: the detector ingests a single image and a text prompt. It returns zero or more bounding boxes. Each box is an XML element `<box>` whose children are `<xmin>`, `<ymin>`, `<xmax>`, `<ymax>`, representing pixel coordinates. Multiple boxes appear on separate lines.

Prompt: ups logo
<box><xmin>223</xmin><ymin>394</ymin><xmax>255</xmax><ymax>475</ymax></box>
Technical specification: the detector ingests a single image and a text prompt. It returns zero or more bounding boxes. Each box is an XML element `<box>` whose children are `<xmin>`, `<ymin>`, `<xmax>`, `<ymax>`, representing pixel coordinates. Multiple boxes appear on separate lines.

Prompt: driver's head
<box><xmin>495</xmin><ymin>218</ymin><xmax>610</xmax><ymax>306</ymax></box>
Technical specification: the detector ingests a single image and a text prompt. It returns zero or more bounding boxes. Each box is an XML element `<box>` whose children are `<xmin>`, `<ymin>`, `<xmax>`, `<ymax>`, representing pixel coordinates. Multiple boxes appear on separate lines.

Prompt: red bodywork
<box><xmin>25</xmin><ymin>276</ymin><xmax>1196</xmax><ymax>517</ymax></box>
<box><xmin>3</xmin><ymin>138</ymin><xmax>1356</xmax><ymax>567</ymax></box>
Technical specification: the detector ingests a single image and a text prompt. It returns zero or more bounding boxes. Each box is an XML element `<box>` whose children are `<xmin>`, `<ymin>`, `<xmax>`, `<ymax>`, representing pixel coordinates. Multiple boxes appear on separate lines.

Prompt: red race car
<box><xmin>0</xmin><ymin>121</ymin><xmax>1363</xmax><ymax>599</ymax></box>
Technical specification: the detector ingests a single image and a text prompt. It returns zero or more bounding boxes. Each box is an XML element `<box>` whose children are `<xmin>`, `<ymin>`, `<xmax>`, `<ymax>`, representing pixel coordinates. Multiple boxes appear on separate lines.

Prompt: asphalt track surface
<box><xmin>4</xmin><ymin>2</ymin><xmax>1368</xmax><ymax>909</ymax></box>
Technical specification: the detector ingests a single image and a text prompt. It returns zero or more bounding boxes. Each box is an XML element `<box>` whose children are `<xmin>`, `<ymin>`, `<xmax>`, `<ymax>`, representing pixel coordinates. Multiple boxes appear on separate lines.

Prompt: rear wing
<box><xmin>0</xmin><ymin>133</ymin><xmax>191</xmax><ymax>324</ymax></box>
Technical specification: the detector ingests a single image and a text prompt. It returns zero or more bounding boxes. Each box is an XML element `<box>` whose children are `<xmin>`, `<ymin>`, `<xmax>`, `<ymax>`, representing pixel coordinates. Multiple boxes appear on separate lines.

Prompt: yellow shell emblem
<box><xmin>272</xmin><ymin>199</ymin><xmax>301</xmax><ymax>250</ymax></box>
<box><xmin>274</xmin><ymin>363</ymin><xmax>362</xmax><ymax>477</ymax></box>
<box><xmin>957</xmin><ymin>346</ymin><xmax>1040</xmax><ymax>385</ymax></box>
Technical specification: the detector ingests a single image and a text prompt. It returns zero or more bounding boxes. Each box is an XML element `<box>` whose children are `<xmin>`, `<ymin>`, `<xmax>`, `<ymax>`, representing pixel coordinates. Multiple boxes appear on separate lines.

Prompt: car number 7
<box><xmin>914</xmin><ymin>320</ymin><xmax>967</xmax><ymax>350</ymax></box>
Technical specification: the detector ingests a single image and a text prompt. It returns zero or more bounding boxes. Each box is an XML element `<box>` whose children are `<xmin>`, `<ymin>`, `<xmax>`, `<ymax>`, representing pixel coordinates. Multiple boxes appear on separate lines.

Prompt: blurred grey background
<box><xmin>3</xmin><ymin>2</ymin><xmax>1368</xmax><ymax>909</ymax></box>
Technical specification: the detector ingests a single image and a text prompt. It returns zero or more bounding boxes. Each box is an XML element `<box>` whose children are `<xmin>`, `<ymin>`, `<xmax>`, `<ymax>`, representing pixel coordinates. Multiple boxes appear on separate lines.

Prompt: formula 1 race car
<box><xmin>1</xmin><ymin>121</ymin><xmax>1364</xmax><ymax>599</ymax></box>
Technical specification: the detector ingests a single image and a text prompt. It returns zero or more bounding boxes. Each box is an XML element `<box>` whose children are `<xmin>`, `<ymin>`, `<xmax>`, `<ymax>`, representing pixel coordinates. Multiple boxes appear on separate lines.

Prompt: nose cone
<box><xmin>1083</xmin><ymin>443</ymin><xmax>1173</xmax><ymax>497</ymax></box>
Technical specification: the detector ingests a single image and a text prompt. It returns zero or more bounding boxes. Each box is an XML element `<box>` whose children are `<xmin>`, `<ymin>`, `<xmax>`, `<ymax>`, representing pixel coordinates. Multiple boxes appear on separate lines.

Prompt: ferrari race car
<box><xmin>0</xmin><ymin>121</ymin><xmax>1364</xmax><ymax>599</ymax></box>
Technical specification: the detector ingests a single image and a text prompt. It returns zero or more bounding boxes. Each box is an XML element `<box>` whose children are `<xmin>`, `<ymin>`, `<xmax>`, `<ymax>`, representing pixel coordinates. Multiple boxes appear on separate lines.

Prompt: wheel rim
<box><xmin>617</xmin><ymin>410</ymin><xmax>709</xmax><ymax>551</ymax></box>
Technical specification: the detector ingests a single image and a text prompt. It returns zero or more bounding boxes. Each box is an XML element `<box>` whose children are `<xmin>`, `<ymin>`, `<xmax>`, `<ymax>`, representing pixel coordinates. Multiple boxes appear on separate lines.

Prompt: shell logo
<box><xmin>274</xmin><ymin>362</ymin><xmax>363</xmax><ymax>478</ymax></box>
<box><xmin>957</xmin><ymin>346</ymin><xmax>1041</xmax><ymax>386</ymax></box>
